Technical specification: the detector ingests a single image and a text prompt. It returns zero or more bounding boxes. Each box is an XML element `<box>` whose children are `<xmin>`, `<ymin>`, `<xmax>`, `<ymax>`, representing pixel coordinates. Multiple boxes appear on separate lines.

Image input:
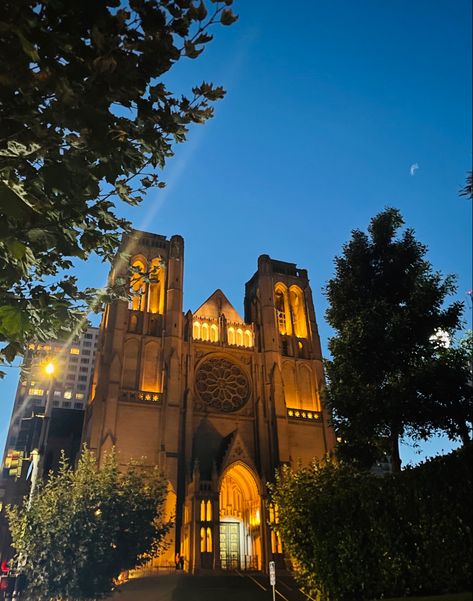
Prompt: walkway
<box><xmin>111</xmin><ymin>572</ymin><xmax>309</xmax><ymax>601</ymax></box>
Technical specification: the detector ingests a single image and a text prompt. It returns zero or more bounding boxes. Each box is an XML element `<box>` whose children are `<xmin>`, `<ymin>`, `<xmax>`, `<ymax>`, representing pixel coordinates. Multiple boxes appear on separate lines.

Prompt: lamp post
<box><xmin>14</xmin><ymin>361</ymin><xmax>56</xmax><ymax>598</ymax></box>
<box><xmin>27</xmin><ymin>361</ymin><xmax>55</xmax><ymax>505</ymax></box>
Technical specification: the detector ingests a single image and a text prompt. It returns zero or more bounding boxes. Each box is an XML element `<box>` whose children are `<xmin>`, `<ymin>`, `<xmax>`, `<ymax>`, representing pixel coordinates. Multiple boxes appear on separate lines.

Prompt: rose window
<box><xmin>195</xmin><ymin>357</ymin><xmax>250</xmax><ymax>412</ymax></box>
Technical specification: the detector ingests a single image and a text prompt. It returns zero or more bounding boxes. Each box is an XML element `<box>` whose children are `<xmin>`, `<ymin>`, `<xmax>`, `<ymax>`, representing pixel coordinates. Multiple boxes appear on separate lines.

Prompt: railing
<box><xmin>287</xmin><ymin>408</ymin><xmax>322</xmax><ymax>422</ymax></box>
<box><xmin>119</xmin><ymin>389</ymin><xmax>162</xmax><ymax>404</ymax></box>
<box><xmin>220</xmin><ymin>555</ymin><xmax>259</xmax><ymax>571</ymax></box>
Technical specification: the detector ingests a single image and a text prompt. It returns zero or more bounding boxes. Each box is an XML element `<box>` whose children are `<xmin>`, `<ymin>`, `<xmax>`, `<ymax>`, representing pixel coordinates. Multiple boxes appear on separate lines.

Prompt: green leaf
<box><xmin>0</xmin><ymin>305</ymin><xmax>27</xmax><ymax>336</ymax></box>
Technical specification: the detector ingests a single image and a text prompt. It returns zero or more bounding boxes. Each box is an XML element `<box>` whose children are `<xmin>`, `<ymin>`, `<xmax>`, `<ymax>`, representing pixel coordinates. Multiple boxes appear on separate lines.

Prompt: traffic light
<box><xmin>3</xmin><ymin>450</ymin><xmax>24</xmax><ymax>478</ymax></box>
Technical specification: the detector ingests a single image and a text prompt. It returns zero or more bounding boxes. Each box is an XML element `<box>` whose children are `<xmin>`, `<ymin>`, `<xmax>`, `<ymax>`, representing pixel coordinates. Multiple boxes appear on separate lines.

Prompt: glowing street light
<box><xmin>45</xmin><ymin>361</ymin><xmax>55</xmax><ymax>375</ymax></box>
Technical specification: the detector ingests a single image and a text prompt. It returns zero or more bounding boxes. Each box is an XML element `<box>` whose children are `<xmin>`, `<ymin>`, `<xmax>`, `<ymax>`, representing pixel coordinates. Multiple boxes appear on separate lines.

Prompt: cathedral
<box><xmin>84</xmin><ymin>230</ymin><xmax>335</xmax><ymax>573</ymax></box>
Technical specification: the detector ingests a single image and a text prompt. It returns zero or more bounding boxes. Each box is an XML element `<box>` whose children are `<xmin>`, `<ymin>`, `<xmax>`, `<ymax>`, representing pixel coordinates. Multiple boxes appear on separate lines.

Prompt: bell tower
<box><xmin>85</xmin><ymin>231</ymin><xmax>184</xmax><ymax>563</ymax></box>
<box><xmin>244</xmin><ymin>255</ymin><xmax>334</xmax><ymax>468</ymax></box>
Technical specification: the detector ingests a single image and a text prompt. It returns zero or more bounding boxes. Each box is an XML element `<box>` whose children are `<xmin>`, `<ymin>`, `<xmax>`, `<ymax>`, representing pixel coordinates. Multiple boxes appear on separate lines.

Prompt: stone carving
<box><xmin>195</xmin><ymin>357</ymin><xmax>250</xmax><ymax>412</ymax></box>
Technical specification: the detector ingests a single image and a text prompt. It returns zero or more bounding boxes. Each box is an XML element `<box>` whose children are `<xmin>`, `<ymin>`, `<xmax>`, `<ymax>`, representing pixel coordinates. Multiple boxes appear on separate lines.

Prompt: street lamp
<box><xmin>28</xmin><ymin>360</ymin><xmax>56</xmax><ymax>505</ymax></box>
<box><xmin>15</xmin><ymin>360</ymin><xmax>57</xmax><ymax>596</ymax></box>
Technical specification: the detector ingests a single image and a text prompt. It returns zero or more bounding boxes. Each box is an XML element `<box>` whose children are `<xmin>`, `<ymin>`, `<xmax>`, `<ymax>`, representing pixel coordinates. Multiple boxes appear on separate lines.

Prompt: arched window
<box><xmin>228</xmin><ymin>327</ymin><xmax>235</xmax><ymax>345</ymax></box>
<box><xmin>206</xmin><ymin>500</ymin><xmax>212</xmax><ymax>521</ymax></box>
<box><xmin>210</xmin><ymin>324</ymin><xmax>218</xmax><ymax>342</ymax></box>
<box><xmin>142</xmin><ymin>341</ymin><xmax>160</xmax><ymax>392</ymax></box>
<box><xmin>200</xmin><ymin>527</ymin><xmax>206</xmax><ymax>553</ymax></box>
<box><xmin>282</xmin><ymin>362</ymin><xmax>298</xmax><ymax>407</ymax></box>
<box><xmin>201</xmin><ymin>322</ymin><xmax>209</xmax><ymax>341</ymax></box>
<box><xmin>193</xmin><ymin>321</ymin><xmax>201</xmax><ymax>340</ymax></box>
<box><xmin>148</xmin><ymin>257</ymin><xmax>164</xmax><ymax>314</ymax></box>
<box><xmin>200</xmin><ymin>500</ymin><xmax>206</xmax><ymax>522</ymax></box>
<box><xmin>289</xmin><ymin>286</ymin><xmax>308</xmax><ymax>338</ymax></box>
<box><xmin>130</xmin><ymin>259</ymin><xmax>147</xmax><ymax>311</ymax></box>
<box><xmin>244</xmin><ymin>330</ymin><xmax>252</xmax><ymax>347</ymax></box>
<box><xmin>206</xmin><ymin>528</ymin><xmax>212</xmax><ymax>552</ymax></box>
<box><xmin>298</xmin><ymin>365</ymin><xmax>316</xmax><ymax>410</ymax></box>
<box><xmin>122</xmin><ymin>339</ymin><xmax>139</xmax><ymax>389</ymax></box>
<box><xmin>274</xmin><ymin>283</ymin><xmax>292</xmax><ymax>335</ymax></box>
<box><xmin>236</xmin><ymin>329</ymin><xmax>243</xmax><ymax>346</ymax></box>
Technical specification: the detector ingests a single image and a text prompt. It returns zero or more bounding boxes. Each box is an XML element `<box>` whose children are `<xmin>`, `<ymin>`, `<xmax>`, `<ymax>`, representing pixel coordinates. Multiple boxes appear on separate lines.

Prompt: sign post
<box><xmin>269</xmin><ymin>560</ymin><xmax>276</xmax><ymax>601</ymax></box>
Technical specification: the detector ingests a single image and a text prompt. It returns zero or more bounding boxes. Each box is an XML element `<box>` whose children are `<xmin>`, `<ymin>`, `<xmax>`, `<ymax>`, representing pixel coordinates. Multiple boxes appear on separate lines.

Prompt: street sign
<box><xmin>269</xmin><ymin>560</ymin><xmax>276</xmax><ymax>586</ymax></box>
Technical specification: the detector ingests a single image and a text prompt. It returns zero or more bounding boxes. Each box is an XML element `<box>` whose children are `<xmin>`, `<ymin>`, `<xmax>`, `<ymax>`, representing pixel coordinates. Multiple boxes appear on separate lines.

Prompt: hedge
<box><xmin>270</xmin><ymin>444</ymin><xmax>472</xmax><ymax>601</ymax></box>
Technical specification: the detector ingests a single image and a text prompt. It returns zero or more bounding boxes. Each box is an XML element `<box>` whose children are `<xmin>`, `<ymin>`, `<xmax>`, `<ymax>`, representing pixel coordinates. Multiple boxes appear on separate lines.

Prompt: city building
<box><xmin>2</xmin><ymin>326</ymin><xmax>99</xmax><ymax>465</ymax></box>
<box><xmin>85</xmin><ymin>231</ymin><xmax>335</xmax><ymax>573</ymax></box>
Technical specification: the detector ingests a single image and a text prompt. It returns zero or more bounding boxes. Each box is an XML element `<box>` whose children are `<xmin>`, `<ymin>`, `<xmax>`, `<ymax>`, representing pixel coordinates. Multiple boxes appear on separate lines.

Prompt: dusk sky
<box><xmin>1</xmin><ymin>0</ymin><xmax>471</xmax><ymax>465</ymax></box>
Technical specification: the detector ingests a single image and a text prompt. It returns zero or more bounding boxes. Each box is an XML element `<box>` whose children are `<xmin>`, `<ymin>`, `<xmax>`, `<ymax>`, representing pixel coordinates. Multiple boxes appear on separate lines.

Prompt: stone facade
<box><xmin>84</xmin><ymin>230</ymin><xmax>335</xmax><ymax>573</ymax></box>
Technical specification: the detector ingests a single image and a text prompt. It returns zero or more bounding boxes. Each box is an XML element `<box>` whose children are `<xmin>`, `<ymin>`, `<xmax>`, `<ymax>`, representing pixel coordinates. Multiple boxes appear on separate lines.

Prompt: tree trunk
<box><xmin>390</xmin><ymin>432</ymin><xmax>402</xmax><ymax>473</ymax></box>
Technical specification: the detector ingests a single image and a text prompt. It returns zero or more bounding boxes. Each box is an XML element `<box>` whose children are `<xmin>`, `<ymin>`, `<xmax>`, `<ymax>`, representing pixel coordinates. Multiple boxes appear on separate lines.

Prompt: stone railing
<box><xmin>286</xmin><ymin>408</ymin><xmax>322</xmax><ymax>422</ymax></box>
<box><xmin>119</xmin><ymin>389</ymin><xmax>162</xmax><ymax>404</ymax></box>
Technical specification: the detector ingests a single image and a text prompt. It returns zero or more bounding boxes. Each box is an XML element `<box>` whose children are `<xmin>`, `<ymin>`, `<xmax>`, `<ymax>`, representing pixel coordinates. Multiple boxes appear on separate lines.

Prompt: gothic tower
<box><xmin>85</xmin><ymin>231</ymin><xmax>335</xmax><ymax>573</ymax></box>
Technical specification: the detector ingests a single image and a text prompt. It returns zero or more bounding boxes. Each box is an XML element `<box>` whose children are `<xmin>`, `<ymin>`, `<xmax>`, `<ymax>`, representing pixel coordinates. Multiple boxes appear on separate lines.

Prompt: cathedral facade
<box><xmin>84</xmin><ymin>230</ymin><xmax>335</xmax><ymax>573</ymax></box>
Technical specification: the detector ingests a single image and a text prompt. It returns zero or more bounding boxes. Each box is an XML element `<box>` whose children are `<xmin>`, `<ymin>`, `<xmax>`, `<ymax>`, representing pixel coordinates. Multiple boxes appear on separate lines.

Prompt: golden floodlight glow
<box><xmin>45</xmin><ymin>362</ymin><xmax>55</xmax><ymax>375</ymax></box>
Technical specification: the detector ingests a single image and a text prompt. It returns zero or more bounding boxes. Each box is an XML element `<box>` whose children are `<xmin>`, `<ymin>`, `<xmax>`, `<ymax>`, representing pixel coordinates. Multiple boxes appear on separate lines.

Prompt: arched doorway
<box><xmin>219</xmin><ymin>463</ymin><xmax>262</xmax><ymax>571</ymax></box>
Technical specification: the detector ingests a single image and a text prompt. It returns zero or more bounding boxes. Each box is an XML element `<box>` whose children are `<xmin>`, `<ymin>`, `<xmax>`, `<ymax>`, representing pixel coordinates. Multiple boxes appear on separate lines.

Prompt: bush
<box><xmin>7</xmin><ymin>449</ymin><xmax>171</xmax><ymax>601</ymax></box>
<box><xmin>270</xmin><ymin>445</ymin><xmax>472</xmax><ymax>601</ymax></box>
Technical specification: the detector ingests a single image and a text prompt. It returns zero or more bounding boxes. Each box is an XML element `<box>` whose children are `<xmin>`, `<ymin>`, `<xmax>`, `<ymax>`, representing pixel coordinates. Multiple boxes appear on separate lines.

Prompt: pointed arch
<box><xmin>201</xmin><ymin>322</ymin><xmax>209</xmax><ymax>341</ymax></box>
<box><xmin>122</xmin><ymin>338</ymin><xmax>139</xmax><ymax>389</ymax></box>
<box><xmin>298</xmin><ymin>364</ymin><xmax>318</xmax><ymax>410</ymax></box>
<box><xmin>141</xmin><ymin>341</ymin><xmax>161</xmax><ymax>392</ymax></box>
<box><xmin>130</xmin><ymin>258</ymin><xmax>147</xmax><ymax>311</ymax></box>
<box><xmin>148</xmin><ymin>257</ymin><xmax>165</xmax><ymax>314</ymax></box>
<box><xmin>244</xmin><ymin>330</ymin><xmax>253</xmax><ymax>347</ymax></box>
<box><xmin>236</xmin><ymin>328</ymin><xmax>243</xmax><ymax>346</ymax></box>
<box><xmin>289</xmin><ymin>285</ymin><xmax>308</xmax><ymax>338</ymax></box>
<box><xmin>274</xmin><ymin>283</ymin><xmax>292</xmax><ymax>335</ymax></box>
<box><xmin>210</xmin><ymin>324</ymin><xmax>218</xmax><ymax>342</ymax></box>
<box><xmin>282</xmin><ymin>361</ymin><xmax>298</xmax><ymax>407</ymax></box>
<box><xmin>219</xmin><ymin>461</ymin><xmax>262</xmax><ymax>570</ymax></box>
<box><xmin>193</xmin><ymin>321</ymin><xmax>201</xmax><ymax>340</ymax></box>
<box><xmin>227</xmin><ymin>327</ymin><xmax>235</xmax><ymax>345</ymax></box>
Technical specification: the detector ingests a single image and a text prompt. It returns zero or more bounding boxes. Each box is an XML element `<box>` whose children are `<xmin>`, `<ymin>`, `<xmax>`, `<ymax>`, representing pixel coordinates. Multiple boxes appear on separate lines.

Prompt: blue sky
<box><xmin>1</xmin><ymin>0</ymin><xmax>471</xmax><ymax>465</ymax></box>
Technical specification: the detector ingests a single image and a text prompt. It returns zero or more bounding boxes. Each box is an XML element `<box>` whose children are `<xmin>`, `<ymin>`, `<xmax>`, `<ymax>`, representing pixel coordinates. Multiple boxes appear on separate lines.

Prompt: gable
<box><xmin>193</xmin><ymin>289</ymin><xmax>244</xmax><ymax>323</ymax></box>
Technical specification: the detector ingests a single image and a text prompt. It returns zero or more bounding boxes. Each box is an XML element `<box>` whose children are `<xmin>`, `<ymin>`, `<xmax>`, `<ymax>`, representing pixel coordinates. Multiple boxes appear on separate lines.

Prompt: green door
<box><xmin>220</xmin><ymin>522</ymin><xmax>240</xmax><ymax>570</ymax></box>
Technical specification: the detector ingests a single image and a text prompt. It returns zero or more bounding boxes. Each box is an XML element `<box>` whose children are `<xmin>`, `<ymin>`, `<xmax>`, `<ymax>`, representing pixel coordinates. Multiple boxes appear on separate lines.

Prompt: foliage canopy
<box><xmin>0</xmin><ymin>0</ymin><xmax>237</xmax><ymax>366</ymax></box>
<box><xmin>270</xmin><ymin>445</ymin><xmax>472</xmax><ymax>601</ymax></box>
<box><xmin>324</xmin><ymin>208</ymin><xmax>470</xmax><ymax>471</ymax></box>
<box><xmin>7</xmin><ymin>449</ymin><xmax>171</xmax><ymax>600</ymax></box>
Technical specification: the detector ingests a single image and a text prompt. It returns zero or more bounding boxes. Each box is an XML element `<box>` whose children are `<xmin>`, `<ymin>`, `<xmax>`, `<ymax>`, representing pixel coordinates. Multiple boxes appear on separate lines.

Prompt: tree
<box><xmin>324</xmin><ymin>208</ymin><xmax>469</xmax><ymax>472</ymax></box>
<box><xmin>7</xmin><ymin>449</ymin><xmax>171</xmax><ymax>600</ymax></box>
<box><xmin>0</xmin><ymin>0</ymin><xmax>237</xmax><ymax>367</ymax></box>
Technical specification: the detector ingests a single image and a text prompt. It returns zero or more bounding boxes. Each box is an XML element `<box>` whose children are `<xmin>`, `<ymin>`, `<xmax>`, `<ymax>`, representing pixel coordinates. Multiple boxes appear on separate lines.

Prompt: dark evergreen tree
<box><xmin>324</xmin><ymin>208</ymin><xmax>469</xmax><ymax>471</ymax></box>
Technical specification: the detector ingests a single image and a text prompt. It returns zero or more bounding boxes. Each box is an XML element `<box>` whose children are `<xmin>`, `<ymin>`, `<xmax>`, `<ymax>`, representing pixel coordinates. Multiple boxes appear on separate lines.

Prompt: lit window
<box><xmin>28</xmin><ymin>344</ymin><xmax>36</xmax><ymax>350</ymax></box>
<box><xmin>206</xmin><ymin>528</ymin><xmax>212</xmax><ymax>552</ymax></box>
<box><xmin>64</xmin><ymin>391</ymin><xmax>72</xmax><ymax>399</ymax></box>
<box><xmin>28</xmin><ymin>388</ymin><xmax>44</xmax><ymax>396</ymax></box>
<box><xmin>210</xmin><ymin>324</ymin><xmax>218</xmax><ymax>342</ymax></box>
<box><xmin>53</xmin><ymin>390</ymin><xmax>61</xmax><ymax>397</ymax></box>
<box><xmin>70</xmin><ymin>348</ymin><xmax>80</xmax><ymax>355</ymax></box>
<box><xmin>200</xmin><ymin>527</ymin><xmax>206</xmax><ymax>553</ymax></box>
<box><xmin>75</xmin><ymin>393</ymin><xmax>84</xmax><ymax>400</ymax></box>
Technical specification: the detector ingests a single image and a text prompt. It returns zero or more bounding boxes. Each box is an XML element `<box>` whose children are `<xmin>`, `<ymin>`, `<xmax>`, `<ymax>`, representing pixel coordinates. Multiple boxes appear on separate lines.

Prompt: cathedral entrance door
<box><xmin>219</xmin><ymin>463</ymin><xmax>262</xmax><ymax>571</ymax></box>
<box><xmin>219</xmin><ymin>522</ymin><xmax>240</xmax><ymax>570</ymax></box>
